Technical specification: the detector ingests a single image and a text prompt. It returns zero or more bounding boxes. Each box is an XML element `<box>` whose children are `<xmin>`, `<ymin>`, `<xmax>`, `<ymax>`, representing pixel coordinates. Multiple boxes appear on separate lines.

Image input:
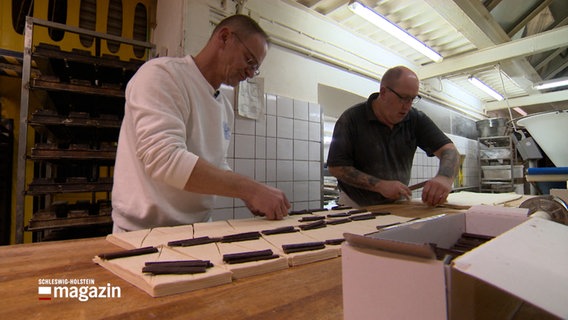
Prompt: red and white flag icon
<box><xmin>38</xmin><ymin>286</ymin><xmax>52</xmax><ymax>300</ymax></box>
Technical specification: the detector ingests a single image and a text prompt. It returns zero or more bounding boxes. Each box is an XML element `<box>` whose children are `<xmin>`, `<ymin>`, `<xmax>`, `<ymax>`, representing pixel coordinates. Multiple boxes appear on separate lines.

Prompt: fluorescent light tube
<box><xmin>533</xmin><ymin>77</ymin><xmax>568</xmax><ymax>90</ymax></box>
<box><xmin>468</xmin><ymin>76</ymin><xmax>504</xmax><ymax>101</ymax></box>
<box><xmin>347</xmin><ymin>1</ymin><xmax>443</xmax><ymax>63</ymax></box>
<box><xmin>513</xmin><ymin>107</ymin><xmax>527</xmax><ymax>116</ymax></box>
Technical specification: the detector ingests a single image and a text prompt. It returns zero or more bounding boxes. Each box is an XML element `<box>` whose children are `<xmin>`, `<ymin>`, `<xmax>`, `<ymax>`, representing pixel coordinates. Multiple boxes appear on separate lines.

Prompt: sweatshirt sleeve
<box><xmin>124</xmin><ymin>60</ymin><xmax>197</xmax><ymax>190</ymax></box>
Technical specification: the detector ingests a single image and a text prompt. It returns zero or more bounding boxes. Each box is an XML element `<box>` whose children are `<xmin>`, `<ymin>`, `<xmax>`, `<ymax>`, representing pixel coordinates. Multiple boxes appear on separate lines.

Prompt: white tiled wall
<box><xmin>212</xmin><ymin>93</ymin><xmax>323</xmax><ymax>220</ymax></box>
<box><xmin>212</xmin><ymin>87</ymin><xmax>480</xmax><ymax>219</ymax></box>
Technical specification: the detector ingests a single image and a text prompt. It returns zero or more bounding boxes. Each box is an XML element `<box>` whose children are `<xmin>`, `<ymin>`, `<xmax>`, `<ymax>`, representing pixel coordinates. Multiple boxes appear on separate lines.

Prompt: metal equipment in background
<box><xmin>520</xmin><ymin>195</ymin><xmax>568</xmax><ymax>226</ymax></box>
<box><xmin>510</xmin><ymin>130</ymin><xmax>542</xmax><ymax>162</ymax></box>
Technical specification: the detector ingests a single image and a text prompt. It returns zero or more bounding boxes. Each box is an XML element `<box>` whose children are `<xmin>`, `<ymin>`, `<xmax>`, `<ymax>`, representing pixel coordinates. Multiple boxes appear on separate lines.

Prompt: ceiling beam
<box><xmin>418</xmin><ymin>25</ymin><xmax>568</xmax><ymax>80</ymax></box>
<box><xmin>548</xmin><ymin>15</ymin><xmax>568</xmax><ymax>30</ymax></box>
<box><xmin>483</xmin><ymin>0</ymin><xmax>502</xmax><ymax>12</ymax></box>
<box><xmin>484</xmin><ymin>89</ymin><xmax>568</xmax><ymax>110</ymax></box>
<box><xmin>535</xmin><ymin>47</ymin><xmax>564</xmax><ymax>71</ymax></box>
<box><xmin>451</xmin><ymin>0</ymin><xmax>510</xmax><ymax>43</ymax></box>
<box><xmin>507</xmin><ymin>0</ymin><xmax>552</xmax><ymax>37</ymax></box>
<box><xmin>457</xmin><ymin>0</ymin><xmax>543</xmax><ymax>84</ymax></box>
<box><xmin>424</xmin><ymin>0</ymin><xmax>543</xmax><ymax>87</ymax></box>
<box><xmin>544</xmin><ymin>57</ymin><xmax>568</xmax><ymax>80</ymax></box>
<box><xmin>311</xmin><ymin>0</ymin><xmax>345</xmax><ymax>15</ymax></box>
<box><xmin>422</xmin><ymin>0</ymin><xmax>496</xmax><ymax>47</ymax></box>
<box><xmin>247</xmin><ymin>0</ymin><xmax>412</xmax><ymax>76</ymax></box>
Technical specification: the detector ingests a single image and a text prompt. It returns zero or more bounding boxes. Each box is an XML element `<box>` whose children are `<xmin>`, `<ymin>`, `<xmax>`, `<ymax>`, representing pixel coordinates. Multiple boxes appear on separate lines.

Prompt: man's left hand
<box><xmin>421</xmin><ymin>176</ymin><xmax>453</xmax><ymax>206</ymax></box>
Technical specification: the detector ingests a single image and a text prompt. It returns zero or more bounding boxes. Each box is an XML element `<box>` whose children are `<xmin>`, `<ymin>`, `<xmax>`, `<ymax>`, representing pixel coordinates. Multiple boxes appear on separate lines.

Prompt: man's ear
<box><xmin>217</xmin><ymin>27</ymin><xmax>231</xmax><ymax>45</ymax></box>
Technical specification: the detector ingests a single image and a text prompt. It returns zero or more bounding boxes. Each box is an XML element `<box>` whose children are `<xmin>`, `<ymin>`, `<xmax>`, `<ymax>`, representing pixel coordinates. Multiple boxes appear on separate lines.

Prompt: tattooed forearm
<box><xmin>437</xmin><ymin>148</ymin><xmax>460</xmax><ymax>179</ymax></box>
<box><xmin>329</xmin><ymin>166</ymin><xmax>381</xmax><ymax>191</ymax></box>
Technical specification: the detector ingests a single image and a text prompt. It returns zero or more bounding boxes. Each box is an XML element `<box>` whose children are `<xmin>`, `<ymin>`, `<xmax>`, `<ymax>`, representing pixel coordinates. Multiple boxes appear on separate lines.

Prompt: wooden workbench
<box><xmin>0</xmin><ymin>203</ymin><xmax>460</xmax><ymax>320</ymax></box>
<box><xmin>4</xmin><ymin>202</ymin><xmax>552</xmax><ymax>320</ymax></box>
<box><xmin>0</xmin><ymin>236</ymin><xmax>343</xmax><ymax>320</ymax></box>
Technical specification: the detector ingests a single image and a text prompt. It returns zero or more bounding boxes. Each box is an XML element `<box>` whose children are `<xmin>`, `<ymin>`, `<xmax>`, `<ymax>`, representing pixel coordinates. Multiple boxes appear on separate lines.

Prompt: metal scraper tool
<box><xmin>409</xmin><ymin>181</ymin><xmax>427</xmax><ymax>191</ymax></box>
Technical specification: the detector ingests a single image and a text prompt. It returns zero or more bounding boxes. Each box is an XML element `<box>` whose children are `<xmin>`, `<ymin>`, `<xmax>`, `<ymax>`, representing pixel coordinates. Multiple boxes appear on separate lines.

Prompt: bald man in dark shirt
<box><xmin>327</xmin><ymin>66</ymin><xmax>460</xmax><ymax>207</ymax></box>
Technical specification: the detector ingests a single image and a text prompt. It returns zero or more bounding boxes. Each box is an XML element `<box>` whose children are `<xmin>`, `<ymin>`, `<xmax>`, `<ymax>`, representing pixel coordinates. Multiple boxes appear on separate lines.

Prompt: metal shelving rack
<box><xmin>15</xmin><ymin>17</ymin><xmax>153</xmax><ymax>243</ymax></box>
<box><xmin>478</xmin><ymin>135</ymin><xmax>519</xmax><ymax>193</ymax></box>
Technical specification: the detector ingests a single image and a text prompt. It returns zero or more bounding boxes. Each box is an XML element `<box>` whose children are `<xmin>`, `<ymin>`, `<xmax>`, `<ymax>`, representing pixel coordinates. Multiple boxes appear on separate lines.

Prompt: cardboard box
<box><xmin>342</xmin><ymin>206</ymin><xmax>568</xmax><ymax>319</ymax></box>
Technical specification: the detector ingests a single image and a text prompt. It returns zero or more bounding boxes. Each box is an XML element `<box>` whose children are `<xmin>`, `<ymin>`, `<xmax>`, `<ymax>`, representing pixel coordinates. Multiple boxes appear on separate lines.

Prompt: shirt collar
<box><xmin>364</xmin><ymin>92</ymin><xmax>380</xmax><ymax>122</ymax></box>
<box><xmin>364</xmin><ymin>92</ymin><xmax>412</xmax><ymax>125</ymax></box>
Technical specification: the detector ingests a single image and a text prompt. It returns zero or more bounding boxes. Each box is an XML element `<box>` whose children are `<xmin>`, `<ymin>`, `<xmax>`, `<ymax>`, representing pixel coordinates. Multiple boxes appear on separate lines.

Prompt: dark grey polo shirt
<box><xmin>327</xmin><ymin>92</ymin><xmax>451</xmax><ymax>206</ymax></box>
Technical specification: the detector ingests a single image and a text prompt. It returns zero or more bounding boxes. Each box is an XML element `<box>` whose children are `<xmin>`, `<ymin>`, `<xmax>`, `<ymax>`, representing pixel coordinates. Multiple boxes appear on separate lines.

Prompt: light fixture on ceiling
<box><xmin>533</xmin><ymin>76</ymin><xmax>568</xmax><ymax>90</ymax></box>
<box><xmin>468</xmin><ymin>76</ymin><xmax>504</xmax><ymax>101</ymax></box>
<box><xmin>347</xmin><ymin>0</ymin><xmax>443</xmax><ymax>63</ymax></box>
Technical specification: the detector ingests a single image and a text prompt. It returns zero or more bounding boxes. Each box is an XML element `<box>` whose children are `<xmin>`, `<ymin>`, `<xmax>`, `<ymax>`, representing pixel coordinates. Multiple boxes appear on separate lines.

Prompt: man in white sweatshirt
<box><xmin>112</xmin><ymin>15</ymin><xmax>290</xmax><ymax>232</ymax></box>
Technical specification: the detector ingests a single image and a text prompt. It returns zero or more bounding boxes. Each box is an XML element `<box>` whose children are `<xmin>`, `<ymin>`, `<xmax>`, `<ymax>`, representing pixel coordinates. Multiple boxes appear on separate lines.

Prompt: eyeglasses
<box><xmin>232</xmin><ymin>32</ymin><xmax>261</xmax><ymax>76</ymax></box>
<box><xmin>386</xmin><ymin>86</ymin><xmax>421</xmax><ymax>104</ymax></box>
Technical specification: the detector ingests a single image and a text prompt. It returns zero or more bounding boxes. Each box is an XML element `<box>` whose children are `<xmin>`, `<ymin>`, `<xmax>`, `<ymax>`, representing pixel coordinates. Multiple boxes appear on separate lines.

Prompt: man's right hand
<box><xmin>244</xmin><ymin>184</ymin><xmax>291</xmax><ymax>220</ymax></box>
<box><xmin>185</xmin><ymin>158</ymin><xmax>290</xmax><ymax>219</ymax></box>
<box><xmin>375</xmin><ymin>180</ymin><xmax>412</xmax><ymax>201</ymax></box>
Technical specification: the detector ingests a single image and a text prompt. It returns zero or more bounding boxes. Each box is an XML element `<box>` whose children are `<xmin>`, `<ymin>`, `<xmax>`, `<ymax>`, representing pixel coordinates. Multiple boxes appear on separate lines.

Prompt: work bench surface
<box><xmin>2</xmin><ymin>203</ymin><xmax>547</xmax><ymax>319</ymax></box>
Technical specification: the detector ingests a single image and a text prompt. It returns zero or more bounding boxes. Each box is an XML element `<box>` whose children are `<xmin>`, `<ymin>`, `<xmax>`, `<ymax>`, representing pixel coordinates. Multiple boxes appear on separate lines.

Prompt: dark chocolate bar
<box><xmin>298</xmin><ymin>215</ymin><xmax>325</xmax><ymax>222</ymax></box>
<box><xmin>289</xmin><ymin>209</ymin><xmax>310</xmax><ymax>215</ymax></box>
<box><xmin>223</xmin><ymin>249</ymin><xmax>273</xmax><ymax>261</ymax></box>
<box><xmin>282</xmin><ymin>242</ymin><xmax>326</xmax><ymax>254</ymax></box>
<box><xmin>324</xmin><ymin>238</ymin><xmax>345</xmax><ymax>245</ymax></box>
<box><xmin>167</xmin><ymin>236</ymin><xmax>220</xmax><ymax>247</ymax></box>
<box><xmin>431</xmin><ymin>245</ymin><xmax>463</xmax><ymax>261</ymax></box>
<box><xmin>142</xmin><ymin>265</ymin><xmax>207</xmax><ymax>275</ymax></box>
<box><xmin>331</xmin><ymin>205</ymin><xmax>352</xmax><ymax>210</ymax></box>
<box><xmin>223</xmin><ymin>254</ymin><xmax>280</xmax><ymax>264</ymax></box>
<box><xmin>376</xmin><ymin>222</ymin><xmax>401</xmax><ymax>230</ymax></box>
<box><xmin>370</xmin><ymin>211</ymin><xmax>391</xmax><ymax>216</ymax></box>
<box><xmin>349</xmin><ymin>213</ymin><xmax>376</xmax><ymax>221</ymax></box>
<box><xmin>326</xmin><ymin>212</ymin><xmax>351</xmax><ymax>218</ymax></box>
<box><xmin>222</xmin><ymin>249</ymin><xmax>278</xmax><ymax>264</ymax></box>
<box><xmin>98</xmin><ymin>246</ymin><xmax>158</xmax><ymax>260</ymax></box>
<box><xmin>308</xmin><ymin>208</ymin><xmax>328</xmax><ymax>213</ymax></box>
<box><xmin>347</xmin><ymin>209</ymin><xmax>367</xmax><ymax>215</ymax></box>
<box><xmin>451</xmin><ymin>243</ymin><xmax>472</xmax><ymax>252</ymax></box>
<box><xmin>261</xmin><ymin>226</ymin><xmax>298</xmax><ymax>235</ymax></box>
<box><xmin>325</xmin><ymin>218</ymin><xmax>351</xmax><ymax>225</ymax></box>
<box><xmin>461</xmin><ymin>233</ymin><xmax>494</xmax><ymax>241</ymax></box>
<box><xmin>432</xmin><ymin>232</ymin><xmax>495</xmax><ymax>262</ymax></box>
<box><xmin>456</xmin><ymin>237</ymin><xmax>486</xmax><ymax>247</ymax></box>
<box><xmin>298</xmin><ymin>220</ymin><xmax>326</xmax><ymax>230</ymax></box>
<box><xmin>220</xmin><ymin>231</ymin><xmax>261</xmax><ymax>243</ymax></box>
<box><xmin>144</xmin><ymin>260</ymin><xmax>213</xmax><ymax>268</ymax></box>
